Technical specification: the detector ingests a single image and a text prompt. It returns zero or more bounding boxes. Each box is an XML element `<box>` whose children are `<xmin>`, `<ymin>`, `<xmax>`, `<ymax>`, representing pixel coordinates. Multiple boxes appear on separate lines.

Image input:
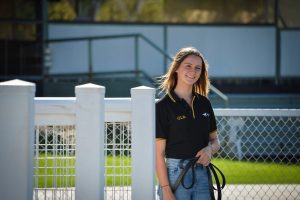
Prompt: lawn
<box><xmin>34</xmin><ymin>155</ymin><xmax>300</xmax><ymax>188</ymax></box>
<box><xmin>212</xmin><ymin>158</ymin><xmax>300</xmax><ymax>184</ymax></box>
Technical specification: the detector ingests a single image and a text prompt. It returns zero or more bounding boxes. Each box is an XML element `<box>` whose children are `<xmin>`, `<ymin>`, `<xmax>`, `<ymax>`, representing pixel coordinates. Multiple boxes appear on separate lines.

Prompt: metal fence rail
<box><xmin>33</xmin><ymin>122</ymin><xmax>134</xmax><ymax>200</ymax></box>
<box><xmin>33</xmin><ymin>125</ymin><xmax>76</xmax><ymax>200</ymax></box>
<box><xmin>105</xmin><ymin>122</ymin><xmax>132</xmax><ymax>200</ymax></box>
<box><xmin>33</xmin><ymin>109</ymin><xmax>300</xmax><ymax>200</ymax></box>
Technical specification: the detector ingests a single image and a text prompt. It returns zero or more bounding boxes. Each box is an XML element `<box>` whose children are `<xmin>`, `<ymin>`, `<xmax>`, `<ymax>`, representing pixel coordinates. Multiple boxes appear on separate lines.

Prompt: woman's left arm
<box><xmin>208</xmin><ymin>130</ymin><xmax>220</xmax><ymax>155</ymax></box>
<box><xmin>195</xmin><ymin>130</ymin><xmax>220</xmax><ymax>166</ymax></box>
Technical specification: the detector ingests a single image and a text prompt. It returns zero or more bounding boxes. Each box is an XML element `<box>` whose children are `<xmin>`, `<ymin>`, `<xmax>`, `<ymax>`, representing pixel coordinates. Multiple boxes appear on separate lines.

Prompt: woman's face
<box><xmin>176</xmin><ymin>55</ymin><xmax>202</xmax><ymax>86</ymax></box>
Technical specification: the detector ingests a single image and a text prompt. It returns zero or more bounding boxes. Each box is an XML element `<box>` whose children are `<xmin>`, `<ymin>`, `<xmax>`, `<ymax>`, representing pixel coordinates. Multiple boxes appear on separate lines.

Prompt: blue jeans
<box><xmin>158</xmin><ymin>158</ymin><xmax>211</xmax><ymax>200</ymax></box>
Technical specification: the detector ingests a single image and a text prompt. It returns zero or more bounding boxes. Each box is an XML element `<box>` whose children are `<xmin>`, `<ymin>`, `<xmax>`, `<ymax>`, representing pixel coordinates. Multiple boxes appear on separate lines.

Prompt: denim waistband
<box><xmin>166</xmin><ymin>158</ymin><xmax>203</xmax><ymax>169</ymax></box>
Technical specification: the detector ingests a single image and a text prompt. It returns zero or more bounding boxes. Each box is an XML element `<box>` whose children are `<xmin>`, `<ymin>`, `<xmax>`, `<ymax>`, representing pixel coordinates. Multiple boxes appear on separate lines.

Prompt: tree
<box><xmin>96</xmin><ymin>0</ymin><xmax>164</xmax><ymax>22</ymax></box>
<box><xmin>48</xmin><ymin>0</ymin><xmax>76</xmax><ymax>21</ymax></box>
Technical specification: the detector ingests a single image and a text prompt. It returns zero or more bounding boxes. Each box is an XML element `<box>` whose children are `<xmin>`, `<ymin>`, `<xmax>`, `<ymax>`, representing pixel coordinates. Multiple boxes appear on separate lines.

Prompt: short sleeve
<box><xmin>208</xmin><ymin>100</ymin><xmax>217</xmax><ymax>134</ymax></box>
<box><xmin>156</xmin><ymin>102</ymin><xmax>169</xmax><ymax>139</ymax></box>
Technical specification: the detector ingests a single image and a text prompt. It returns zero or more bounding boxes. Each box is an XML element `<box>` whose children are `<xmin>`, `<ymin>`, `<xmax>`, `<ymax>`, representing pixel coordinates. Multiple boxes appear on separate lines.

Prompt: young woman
<box><xmin>156</xmin><ymin>47</ymin><xmax>220</xmax><ymax>200</ymax></box>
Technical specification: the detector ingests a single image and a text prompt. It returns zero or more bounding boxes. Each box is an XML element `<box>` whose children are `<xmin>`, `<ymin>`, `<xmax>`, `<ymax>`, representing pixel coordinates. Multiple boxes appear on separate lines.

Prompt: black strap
<box><xmin>171</xmin><ymin>157</ymin><xmax>226</xmax><ymax>200</ymax></box>
<box><xmin>171</xmin><ymin>158</ymin><xmax>198</xmax><ymax>192</ymax></box>
<box><xmin>207</xmin><ymin>163</ymin><xmax>226</xmax><ymax>200</ymax></box>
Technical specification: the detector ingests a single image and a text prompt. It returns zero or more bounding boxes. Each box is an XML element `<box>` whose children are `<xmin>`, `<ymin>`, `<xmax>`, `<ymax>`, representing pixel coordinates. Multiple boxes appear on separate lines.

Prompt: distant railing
<box><xmin>47</xmin><ymin>33</ymin><xmax>228</xmax><ymax>106</ymax></box>
<box><xmin>45</xmin><ymin>70</ymin><xmax>156</xmax><ymax>88</ymax></box>
<box><xmin>47</xmin><ymin>33</ymin><xmax>172</xmax><ymax>80</ymax></box>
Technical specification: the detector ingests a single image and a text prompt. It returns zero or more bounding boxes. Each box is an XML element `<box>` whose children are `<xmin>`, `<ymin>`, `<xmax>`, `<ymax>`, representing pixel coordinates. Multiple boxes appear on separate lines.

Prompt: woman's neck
<box><xmin>174</xmin><ymin>83</ymin><xmax>193</xmax><ymax>104</ymax></box>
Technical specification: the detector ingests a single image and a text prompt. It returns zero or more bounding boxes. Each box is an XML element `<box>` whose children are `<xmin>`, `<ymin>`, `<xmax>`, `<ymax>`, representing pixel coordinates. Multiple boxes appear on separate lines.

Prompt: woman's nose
<box><xmin>188</xmin><ymin>67</ymin><xmax>200</xmax><ymax>73</ymax></box>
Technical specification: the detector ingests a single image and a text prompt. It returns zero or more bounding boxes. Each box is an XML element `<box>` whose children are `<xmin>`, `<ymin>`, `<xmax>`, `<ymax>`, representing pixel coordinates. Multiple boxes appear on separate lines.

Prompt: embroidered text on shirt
<box><xmin>176</xmin><ymin>115</ymin><xmax>187</xmax><ymax>120</ymax></box>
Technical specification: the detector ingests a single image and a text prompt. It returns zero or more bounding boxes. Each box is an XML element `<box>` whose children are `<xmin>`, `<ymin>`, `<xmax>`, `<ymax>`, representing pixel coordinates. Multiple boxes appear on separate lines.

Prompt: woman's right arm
<box><xmin>156</xmin><ymin>139</ymin><xmax>176</xmax><ymax>200</ymax></box>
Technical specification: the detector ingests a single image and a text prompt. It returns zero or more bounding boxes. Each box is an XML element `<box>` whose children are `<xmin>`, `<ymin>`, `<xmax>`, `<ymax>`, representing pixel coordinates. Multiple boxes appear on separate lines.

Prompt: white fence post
<box><xmin>0</xmin><ymin>79</ymin><xmax>35</xmax><ymax>200</ymax></box>
<box><xmin>131</xmin><ymin>86</ymin><xmax>156</xmax><ymax>200</ymax></box>
<box><xmin>75</xmin><ymin>83</ymin><xmax>105</xmax><ymax>200</ymax></box>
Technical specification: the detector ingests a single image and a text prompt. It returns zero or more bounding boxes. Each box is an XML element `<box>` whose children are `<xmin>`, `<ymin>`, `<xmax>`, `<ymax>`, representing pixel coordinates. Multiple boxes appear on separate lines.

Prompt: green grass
<box><xmin>34</xmin><ymin>155</ymin><xmax>75</xmax><ymax>188</ymax></box>
<box><xmin>212</xmin><ymin>158</ymin><xmax>300</xmax><ymax>184</ymax></box>
<box><xmin>34</xmin><ymin>155</ymin><xmax>300</xmax><ymax>188</ymax></box>
<box><xmin>105</xmin><ymin>155</ymin><xmax>132</xmax><ymax>186</ymax></box>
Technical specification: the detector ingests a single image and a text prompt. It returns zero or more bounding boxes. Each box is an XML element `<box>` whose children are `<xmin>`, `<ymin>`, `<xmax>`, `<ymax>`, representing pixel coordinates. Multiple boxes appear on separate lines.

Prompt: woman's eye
<box><xmin>196</xmin><ymin>67</ymin><xmax>201</xmax><ymax>71</ymax></box>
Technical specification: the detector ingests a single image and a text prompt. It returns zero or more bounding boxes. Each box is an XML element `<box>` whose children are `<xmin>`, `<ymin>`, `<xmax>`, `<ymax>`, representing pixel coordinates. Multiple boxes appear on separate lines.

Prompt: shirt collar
<box><xmin>168</xmin><ymin>89</ymin><xmax>199</xmax><ymax>103</ymax></box>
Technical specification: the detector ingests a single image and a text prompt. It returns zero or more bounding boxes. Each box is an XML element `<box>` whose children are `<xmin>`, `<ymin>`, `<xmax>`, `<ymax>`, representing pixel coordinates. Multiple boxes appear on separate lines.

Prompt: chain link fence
<box><xmin>33</xmin><ymin>111</ymin><xmax>300</xmax><ymax>200</ymax></box>
<box><xmin>218</xmin><ymin>116</ymin><xmax>300</xmax><ymax>161</ymax></box>
<box><xmin>215</xmin><ymin>114</ymin><xmax>300</xmax><ymax>200</ymax></box>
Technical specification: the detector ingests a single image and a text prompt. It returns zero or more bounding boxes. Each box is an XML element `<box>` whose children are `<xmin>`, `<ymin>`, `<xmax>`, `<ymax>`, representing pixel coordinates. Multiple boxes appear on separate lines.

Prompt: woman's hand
<box><xmin>195</xmin><ymin>145</ymin><xmax>212</xmax><ymax>166</ymax></box>
<box><xmin>162</xmin><ymin>186</ymin><xmax>176</xmax><ymax>200</ymax></box>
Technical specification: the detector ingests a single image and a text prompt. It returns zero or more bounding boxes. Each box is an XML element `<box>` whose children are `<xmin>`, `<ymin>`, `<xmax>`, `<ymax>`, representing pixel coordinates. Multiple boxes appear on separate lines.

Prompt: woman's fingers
<box><xmin>196</xmin><ymin>150</ymin><xmax>210</xmax><ymax>165</ymax></box>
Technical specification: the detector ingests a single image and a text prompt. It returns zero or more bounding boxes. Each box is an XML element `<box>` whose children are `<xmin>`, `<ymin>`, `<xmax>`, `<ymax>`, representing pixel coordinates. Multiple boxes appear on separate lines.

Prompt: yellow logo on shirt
<box><xmin>176</xmin><ymin>115</ymin><xmax>187</xmax><ymax>120</ymax></box>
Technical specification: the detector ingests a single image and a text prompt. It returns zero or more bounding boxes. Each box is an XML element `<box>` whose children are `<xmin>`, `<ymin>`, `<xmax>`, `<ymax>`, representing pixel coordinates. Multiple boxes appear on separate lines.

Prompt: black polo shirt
<box><xmin>156</xmin><ymin>90</ymin><xmax>217</xmax><ymax>159</ymax></box>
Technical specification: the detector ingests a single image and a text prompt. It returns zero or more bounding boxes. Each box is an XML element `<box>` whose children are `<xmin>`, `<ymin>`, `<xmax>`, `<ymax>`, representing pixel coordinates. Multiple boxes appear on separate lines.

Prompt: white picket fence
<box><xmin>0</xmin><ymin>80</ymin><xmax>155</xmax><ymax>200</ymax></box>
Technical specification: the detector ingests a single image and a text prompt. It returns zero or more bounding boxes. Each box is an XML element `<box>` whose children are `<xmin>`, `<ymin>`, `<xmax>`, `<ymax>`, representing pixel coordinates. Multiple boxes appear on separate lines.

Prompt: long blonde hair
<box><xmin>158</xmin><ymin>47</ymin><xmax>210</xmax><ymax>97</ymax></box>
